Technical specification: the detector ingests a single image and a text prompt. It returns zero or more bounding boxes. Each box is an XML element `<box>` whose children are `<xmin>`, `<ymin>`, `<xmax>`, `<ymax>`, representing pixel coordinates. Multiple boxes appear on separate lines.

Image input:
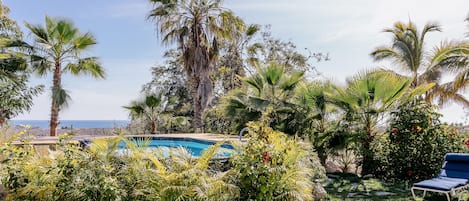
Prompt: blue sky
<box><xmin>8</xmin><ymin>0</ymin><xmax>469</xmax><ymax>123</ymax></box>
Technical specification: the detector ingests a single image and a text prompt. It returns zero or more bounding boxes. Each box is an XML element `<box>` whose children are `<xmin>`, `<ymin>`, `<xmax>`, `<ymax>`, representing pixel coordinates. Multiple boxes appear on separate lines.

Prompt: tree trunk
<box><xmin>149</xmin><ymin>120</ymin><xmax>156</xmax><ymax>134</ymax></box>
<box><xmin>360</xmin><ymin>128</ymin><xmax>374</xmax><ymax>176</ymax></box>
<box><xmin>191</xmin><ymin>77</ymin><xmax>204</xmax><ymax>132</ymax></box>
<box><xmin>49</xmin><ymin>60</ymin><xmax>61</xmax><ymax>136</ymax></box>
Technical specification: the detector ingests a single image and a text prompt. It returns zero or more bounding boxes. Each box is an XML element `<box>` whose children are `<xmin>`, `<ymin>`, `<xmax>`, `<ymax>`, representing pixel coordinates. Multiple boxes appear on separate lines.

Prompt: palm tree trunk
<box><xmin>191</xmin><ymin>78</ymin><xmax>204</xmax><ymax>132</ymax></box>
<box><xmin>361</xmin><ymin>117</ymin><xmax>374</xmax><ymax>175</ymax></box>
<box><xmin>49</xmin><ymin>60</ymin><xmax>61</xmax><ymax>136</ymax></box>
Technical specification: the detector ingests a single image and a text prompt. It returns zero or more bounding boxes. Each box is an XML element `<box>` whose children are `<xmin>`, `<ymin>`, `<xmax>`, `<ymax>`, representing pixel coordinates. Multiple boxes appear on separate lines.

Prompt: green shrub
<box><xmin>374</xmin><ymin>100</ymin><xmax>465</xmax><ymax>181</ymax></box>
<box><xmin>231</xmin><ymin>119</ymin><xmax>325</xmax><ymax>201</ymax></box>
<box><xmin>0</xmin><ymin>134</ymin><xmax>239</xmax><ymax>201</ymax></box>
<box><xmin>1</xmin><ymin>125</ymin><xmax>328</xmax><ymax>200</ymax></box>
<box><xmin>204</xmin><ymin>105</ymin><xmax>236</xmax><ymax>134</ymax></box>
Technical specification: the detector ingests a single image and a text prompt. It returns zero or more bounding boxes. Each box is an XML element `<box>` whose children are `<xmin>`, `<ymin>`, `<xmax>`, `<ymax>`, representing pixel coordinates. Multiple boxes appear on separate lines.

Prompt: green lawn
<box><xmin>323</xmin><ymin>173</ymin><xmax>468</xmax><ymax>201</ymax></box>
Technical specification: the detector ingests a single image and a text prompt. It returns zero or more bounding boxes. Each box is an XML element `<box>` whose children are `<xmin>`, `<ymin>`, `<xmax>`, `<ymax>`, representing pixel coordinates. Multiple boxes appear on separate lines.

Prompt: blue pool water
<box><xmin>84</xmin><ymin>137</ymin><xmax>235</xmax><ymax>158</ymax></box>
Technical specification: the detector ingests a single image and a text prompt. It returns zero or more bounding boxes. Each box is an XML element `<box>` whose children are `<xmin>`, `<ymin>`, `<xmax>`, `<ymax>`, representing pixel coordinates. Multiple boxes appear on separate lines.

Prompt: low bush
<box><xmin>0</xmin><ymin>134</ymin><xmax>238</xmax><ymax>201</ymax></box>
<box><xmin>1</xmin><ymin>122</ymin><xmax>326</xmax><ymax>201</ymax></box>
<box><xmin>231</xmin><ymin>118</ymin><xmax>326</xmax><ymax>201</ymax></box>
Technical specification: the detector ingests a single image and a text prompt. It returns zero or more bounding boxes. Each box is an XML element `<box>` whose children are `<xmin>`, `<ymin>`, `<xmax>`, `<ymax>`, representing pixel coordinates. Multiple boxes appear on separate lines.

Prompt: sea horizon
<box><xmin>10</xmin><ymin>120</ymin><xmax>130</xmax><ymax>129</ymax></box>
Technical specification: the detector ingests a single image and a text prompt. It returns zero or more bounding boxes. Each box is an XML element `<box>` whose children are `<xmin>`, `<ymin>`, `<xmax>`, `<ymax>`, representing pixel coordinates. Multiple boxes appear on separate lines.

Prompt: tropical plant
<box><xmin>370</xmin><ymin>20</ymin><xmax>469</xmax><ymax>106</ymax></box>
<box><xmin>0</xmin><ymin>1</ymin><xmax>43</xmax><ymax>126</ymax></box>
<box><xmin>330</xmin><ymin>69</ymin><xmax>412</xmax><ymax>175</ymax></box>
<box><xmin>0</xmin><ymin>77</ymin><xmax>43</xmax><ymax>126</ymax></box>
<box><xmin>141</xmin><ymin>49</ymin><xmax>193</xmax><ymax>132</ymax></box>
<box><xmin>0</xmin><ymin>134</ymin><xmax>240</xmax><ymax>200</ymax></box>
<box><xmin>224</xmin><ymin>63</ymin><xmax>304</xmax><ymax>134</ymax></box>
<box><xmin>124</xmin><ymin>93</ymin><xmax>163</xmax><ymax>134</ymax></box>
<box><xmin>231</xmin><ymin>116</ymin><xmax>325</xmax><ymax>201</ymax></box>
<box><xmin>294</xmin><ymin>81</ymin><xmax>342</xmax><ymax>164</ymax></box>
<box><xmin>24</xmin><ymin>16</ymin><xmax>105</xmax><ymax>136</ymax></box>
<box><xmin>375</xmin><ymin>100</ymin><xmax>465</xmax><ymax>181</ymax></box>
<box><xmin>148</xmin><ymin>0</ymin><xmax>244</xmax><ymax>131</ymax></box>
<box><xmin>0</xmin><ymin>0</ymin><xmax>26</xmax><ymax>82</ymax></box>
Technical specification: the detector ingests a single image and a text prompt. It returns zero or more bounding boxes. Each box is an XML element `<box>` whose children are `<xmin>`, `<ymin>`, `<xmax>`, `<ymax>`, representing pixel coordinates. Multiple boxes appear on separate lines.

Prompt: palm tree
<box><xmin>224</xmin><ymin>63</ymin><xmax>303</xmax><ymax>133</ymax></box>
<box><xmin>294</xmin><ymin>81</ymin><xmax>339</xmax><ymax>164</ymax></box>
<box><xmin>147</xmin><ymin>0</ymin><xmax>244</xmax><ymax>131</ymax></box>
<box><xmin>330</xmin><ymin>69</ymin><xmax>412</xmax><ymax>175</ymax></box>
<box><xmin>371</xmin><ymin>20</ymin><xmax>469</xmax><ymax>106</ymax></box>
<box><xmin>25</xmin><ymin>16</ymin><xmax>105</xmax><ymax>136</ymax></box>
<box><xmin>123</xmin><ymin>93</ymin><xmax>163</xmax><ymax>134</ymax></box>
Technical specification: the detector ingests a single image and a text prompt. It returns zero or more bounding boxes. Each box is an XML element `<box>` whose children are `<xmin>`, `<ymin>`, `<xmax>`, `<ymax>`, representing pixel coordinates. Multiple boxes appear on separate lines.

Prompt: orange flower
<box><xmin>392</xmin><ymin>128</ymin><xmax>398</xmax><ymax>134</ymax></box>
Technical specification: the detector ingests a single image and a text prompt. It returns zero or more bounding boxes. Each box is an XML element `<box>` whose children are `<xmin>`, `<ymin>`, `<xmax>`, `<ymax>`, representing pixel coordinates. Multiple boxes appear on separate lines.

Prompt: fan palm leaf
<box><xmin>25</xmin><ymin>16</ymin><xmax>105</xmax><ymax>136</ymax></box>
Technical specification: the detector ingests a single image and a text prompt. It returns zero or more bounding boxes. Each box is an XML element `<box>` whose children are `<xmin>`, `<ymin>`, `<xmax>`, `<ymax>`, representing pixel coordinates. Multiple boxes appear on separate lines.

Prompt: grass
<box><xmin>323</xmin><ymin>173</ymin><xmax>469</xmax><ymax>201</ymax></box>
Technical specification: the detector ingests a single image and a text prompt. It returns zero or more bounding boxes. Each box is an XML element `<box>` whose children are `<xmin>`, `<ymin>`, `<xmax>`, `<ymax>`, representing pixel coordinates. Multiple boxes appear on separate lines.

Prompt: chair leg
<box><xmin>445</xmin><ymin>192</ymin><xmax>450</xmax><ymax>201</ymax></box>
<box><xmin>423</xmin><ymin>190</ymin><xmax>426</xmax><ymax>198</ymax></box>
<box><xmin>411</xmin><ymin>187</ymin><xmax>417</xmax><ymax>200</ymax></box>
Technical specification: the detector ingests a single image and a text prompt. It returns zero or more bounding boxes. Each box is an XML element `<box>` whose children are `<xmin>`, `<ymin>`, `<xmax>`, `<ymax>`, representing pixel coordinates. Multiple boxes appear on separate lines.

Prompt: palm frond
<box><xmin>64</xmin><ymin>57</ymin><xmax>105</xmax><ymax>78</ymax></box>
<box><xmin>52</xmin><ymin>86</ymin><xmax>71</xmax><ymax>109</ymax></box>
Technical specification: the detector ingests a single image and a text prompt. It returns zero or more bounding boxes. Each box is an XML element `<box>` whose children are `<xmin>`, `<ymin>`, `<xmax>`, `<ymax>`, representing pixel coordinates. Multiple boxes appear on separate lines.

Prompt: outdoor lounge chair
<box><xmin>411</xmin><ymin>153</ymin><xmax>469</xmax><ymax>201</ymax></box>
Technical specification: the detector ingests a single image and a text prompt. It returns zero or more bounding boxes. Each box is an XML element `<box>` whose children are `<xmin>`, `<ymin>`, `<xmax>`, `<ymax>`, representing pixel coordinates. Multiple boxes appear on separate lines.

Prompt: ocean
<box><xmin>10</xmin><ymin>120</ymin><xmax>130</xmax><ymax>129</ymax></box>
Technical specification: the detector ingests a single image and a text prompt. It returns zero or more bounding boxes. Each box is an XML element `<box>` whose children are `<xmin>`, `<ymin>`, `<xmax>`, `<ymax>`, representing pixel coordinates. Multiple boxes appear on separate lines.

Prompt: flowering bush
<box><xmin>231</xmin><ymin>118</ymin><xmax>325</xmax><ymax>201</ymax></box>
<box><xmin>374</xmin><ymin>100</ymin><xmax>466</xmax><ymax>181</ymax></box>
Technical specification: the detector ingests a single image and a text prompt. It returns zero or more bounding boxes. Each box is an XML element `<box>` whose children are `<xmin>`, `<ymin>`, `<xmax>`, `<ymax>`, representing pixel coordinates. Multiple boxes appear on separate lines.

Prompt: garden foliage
<box><xmin>0</xmin><ymin>121</ymin><xmax>325</xmax><ymax>200</ymax></box>
<box><xmin>231</xmin><ymin>117</ymin><xmax>325</xmax><ymax>201</ymax></box>
<box><xmin>0</xmin><ymin>134</ymin><xmax>238</xmax><ymax>201</ymax></box>
<box><xmin>372</xmin><ymin>100</ymin><xmax>466</xmax><ymax>181</ymax></box>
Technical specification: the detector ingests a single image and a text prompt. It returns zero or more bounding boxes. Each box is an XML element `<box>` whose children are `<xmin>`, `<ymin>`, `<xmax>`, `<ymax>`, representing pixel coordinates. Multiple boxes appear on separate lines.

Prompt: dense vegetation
<box><xmin>1</xmin><ymin>120</ymin><xmax>326</xmax><ymax>201</ymax></box>
<box><xmin>0</xmin><ymin>2</ymin><xmax>43</xmax><ymax>126</ymax></box>
<box><xmin>1</xmin><ymin>0</ymin><xmax>469</xmax><ymax>200</ymax></box>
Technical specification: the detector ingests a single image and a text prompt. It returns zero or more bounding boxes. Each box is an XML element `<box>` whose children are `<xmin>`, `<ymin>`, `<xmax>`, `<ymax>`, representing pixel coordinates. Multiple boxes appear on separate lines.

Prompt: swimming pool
<box><xmin>82</xmin><ymin>137</ymin><xmax>235</xmax><ymax>158</ymax></box>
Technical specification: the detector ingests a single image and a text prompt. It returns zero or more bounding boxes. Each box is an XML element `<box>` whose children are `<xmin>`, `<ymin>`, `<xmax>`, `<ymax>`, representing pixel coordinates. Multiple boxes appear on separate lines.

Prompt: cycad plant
<box><xmin>224</xmin><ymin>63</ymin><xmax>303</xmax><ymax>133</ymax></box>
<box><xmin>371</xmin><ymin>20</ymin><xmax>469</xmax><ymax>106</ymax></box>
<box><xmin>25</xmin><ymin>16</ymin><xmax>105</xmax><ymax>136</ymax></box>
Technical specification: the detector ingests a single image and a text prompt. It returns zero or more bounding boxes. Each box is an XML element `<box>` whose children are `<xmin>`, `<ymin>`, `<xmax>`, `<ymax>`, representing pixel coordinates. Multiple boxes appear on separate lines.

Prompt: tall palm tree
<box><xmin>123</xmin><ymin>93</ymin><xmax>163</xmax><ymax>134</ymax></box>
<box><xmin>148</xmin><ymin>0</ymin><xmax>244</xmax><ymax>131</ymax></box>
<box><xmin>330</xmin><ymin>69</ymin><xmax>412</xmax><ymax>175</ymax></box>
<box><xmin>224</xmin><ymin>63</ymin><xmax>303</xmax><ymax>133</ymax></box>
<box><xmin>25</xmin><ymin>16</ymin><xmax>105</xmax><ymax>136</ymax></box>
<box><xmin>371</xmin><ymin>21</ymin><xmax>469</xmax><ymax>106</ymax></box>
